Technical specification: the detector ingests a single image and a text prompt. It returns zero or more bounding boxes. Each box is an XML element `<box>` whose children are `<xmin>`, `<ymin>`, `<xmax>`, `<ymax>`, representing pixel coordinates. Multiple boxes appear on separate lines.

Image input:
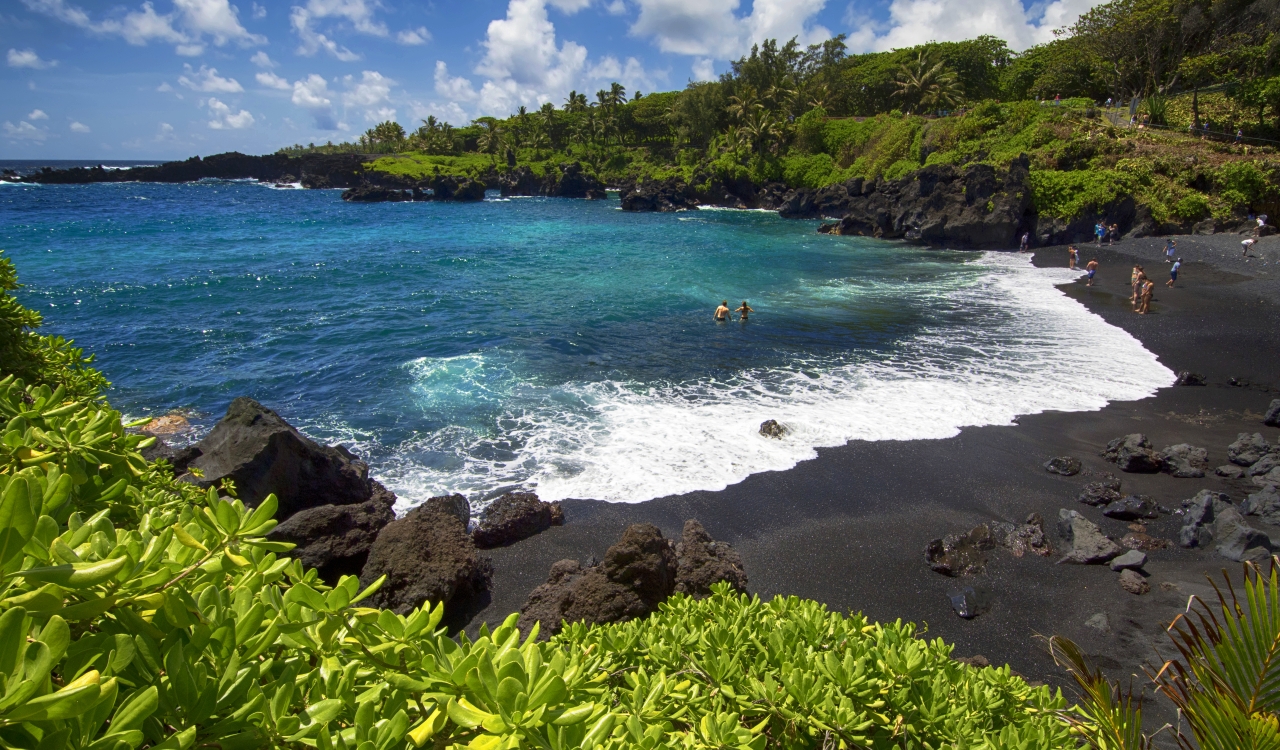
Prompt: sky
<box><xmin>2</xmin><ymin>0</ymin><xmax>1102</xmax><ymax>159</ymax></box>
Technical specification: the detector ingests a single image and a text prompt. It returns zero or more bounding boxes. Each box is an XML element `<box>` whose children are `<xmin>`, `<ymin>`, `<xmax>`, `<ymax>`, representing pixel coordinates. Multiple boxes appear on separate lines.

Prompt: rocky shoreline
<box><xmin>15</xmin><ymin>151</ymin><xmax>1273</xmax><ymax>248</ymax></box>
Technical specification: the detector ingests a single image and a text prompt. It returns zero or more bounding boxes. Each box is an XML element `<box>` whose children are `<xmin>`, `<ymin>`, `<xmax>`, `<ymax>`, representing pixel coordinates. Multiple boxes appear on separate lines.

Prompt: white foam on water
<box><xmin>361</xmin><ymin>252</ymin><xmax>1174</xmax><ymax>510</ymax></box>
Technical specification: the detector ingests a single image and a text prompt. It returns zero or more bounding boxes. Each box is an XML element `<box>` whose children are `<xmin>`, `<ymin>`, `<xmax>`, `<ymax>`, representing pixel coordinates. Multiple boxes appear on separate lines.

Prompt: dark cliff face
<box><xmin>24</xmin><ymin>152</ymin><xmax>369</xmax><ymax>188</ymax></box>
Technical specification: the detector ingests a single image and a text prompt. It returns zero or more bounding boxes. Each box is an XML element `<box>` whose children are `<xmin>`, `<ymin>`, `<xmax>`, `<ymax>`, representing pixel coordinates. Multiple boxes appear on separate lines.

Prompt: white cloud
<box><xmin>548</xmin><ymin>0</ymin><xmax>593</xmax><ymax>11</ymax></box>
<box><xmin>21</xmin><ymin>0</ymin><xmax>264</xmax><ymax>55</ymax></box>
<box><xmin>156</xmin><ymin>121</ymin><xmax>176</xmax><ymax>140</ymax></box>
<box><xmin>250</xmin><ymin>50</ymin><xmax>275</xmax><ymax>67</ymax></box>
<box><xmin>27</xmin><ymin>109</ymin><xmax>48</xmax><ymax>120</ymax></box>
<box><xmin>691</xmin><ymin>57</ymin><xmax>714</xmax><ymax>80</ymax></box>
<box><xmin>256</xmin><ymin>71</ymin><xmax>292</xmax><ymax>90</ymax></box>
<box><xmin>604</xmin><ymin>0</ymin><xmax>626</xmax><ymax>14</ymax></box>
<box><xmin>849</xmin><ymin>0</ymin><xmax>1102</xmax><ymax>51</ymax></box>
<box><xmin>251</xmin><ymin>1</ymin><xmax>266</xmax><ymax>17</ymax></box>
<box><xmin>290</xmin><ymin>0</ymin><xmax>388</xmax><ymax>59</ymax></box>
<box><xmin>157</xmin><ymin>81</ymin><xmax>174</xmax><ymax>91</ymax></box>
<box><xmin>70</xmin><ymin>121</ymin><xmax>90</xmax><ymax>132</ymax></box>
<box><xmin>342</xmin><ymin>69</ymin><xmax>392</xmax><ymax>107</ymax></box>
<box><xmin>8</xmin><ymin>48</ymin><xmax>56</xmax><ymax>69</ymax></box>
<box><xmin>396</xmin><ymin>26</ymin><xmax>430</xmax><ymax>45</ymax></box>
<box><xmin>292</xmin><ymin>73</ymin><xmax>338</xmax><ymax>129</ymax></box>
<box><xmin>474</xmin><ymin>0</ymin><xmax>589</xmax><ymax>115</ymax></box>
<box><xmin>178</xmin><ymin>64</ymin><xmax>243</xmax><ymax>92</ymax></box>
<box><xmin>206</xmin><ymin>97</ymin><xmax>255</xmax><ymax>128</ymax></box>
<box><xmin>629</xmin><ymin>0</ymin><xmax>828</xmax><ymax>58</ymax></box>
<box><xmin>434</xmin><ymin>60</ymin><xmax>478</xmax><ymax>101</ymax></box>
<box><xmin>3</xmin><ymin>120</ymin><xmax>47</xmax><ymax>141</ymax></box>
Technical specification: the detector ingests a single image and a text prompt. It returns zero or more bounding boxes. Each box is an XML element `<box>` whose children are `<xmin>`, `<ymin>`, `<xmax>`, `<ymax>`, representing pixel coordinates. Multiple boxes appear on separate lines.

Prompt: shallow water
<box><xmin>1</xmin><ymin>181</ymin><xmax>1174</xmax><ymax>510</ymax></box>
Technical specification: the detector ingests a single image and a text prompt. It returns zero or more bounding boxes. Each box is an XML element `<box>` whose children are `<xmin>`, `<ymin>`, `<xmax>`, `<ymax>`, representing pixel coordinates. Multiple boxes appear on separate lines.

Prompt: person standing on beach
<box><xmin>1108</xmin><ymin>223</ymin><xmax>1119</xmax><ymax>245</ymax></box>
<box><xmin>1019</xmin><ymin>232</ymin><xmax>1030</xmax><ymax>252</ymax></box>
<box><xmin>714</xmin><ymin>300</ymin><xmax>731</xmax><ymax>321</ymax></box>
<box><xmin>1164</xmin><ymin>238</ymin><xmax>1177</xmax><ymax>262</ymax></box>
<box><xmin>1068</xmin><ymin>245</ymin><xmax>1078</xmax><ymax>269</ymax></box>
<box><xmin>735</xmin><ymin>301</ymin><xmax>754</xmax><ymax>321</ymax></box>
<box><xmin>1132</xmin><ymin>267</ymin><xmax>1146</xmax><ymax>309</ymax></box>
<box><xmin>1138</xmin><ymin>278</ymin><xmax>1155</xmax><ymax>314</ymax></box>
<box><xmin>1242</xmin><ymin>238</ymin><xmax>1257</xmax><ymax>258</ymax></box>
<box><xmin>1095</xmin><ymin>222</ymin><xmax>1105</xmax><ymax>246</ymax></box>
<box><xmin>1167</xmin><ymin>258</ymin><xmax>1181</xmax><ymax>287</ymax></box>
<box><xmin>1086</xmin><ymin>258</ymin><xmax>1098</xmax><ymax>286</ymax></box>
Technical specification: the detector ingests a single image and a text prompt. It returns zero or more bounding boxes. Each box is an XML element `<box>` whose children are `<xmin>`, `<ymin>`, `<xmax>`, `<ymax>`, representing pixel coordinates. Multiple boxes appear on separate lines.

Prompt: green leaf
<box><xmin>109</xmin><ymin>686</ymin><xmax>158</xmax><ymax>733</ymax></box>
<box><xmin>306</xmin><ymin>698</ymin><xmax>344</xmax><ymax>725</ymax></box>
<box><xmin>0</xmin><ymin>472</ymin><xmax>38</xmax><ymax>564</ymax></box>
<box><xmin>19</xmin><ymin>556</ymin><xmax>129</xmax><ymax>588</ymax></box>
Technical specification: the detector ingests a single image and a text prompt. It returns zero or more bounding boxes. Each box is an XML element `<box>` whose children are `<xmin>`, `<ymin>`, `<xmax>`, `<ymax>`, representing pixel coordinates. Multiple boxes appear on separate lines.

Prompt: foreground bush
<box><xmin>0</xmin><ymin>249</ymin><xmax>1072</xmax><ymax>749</ymax></box>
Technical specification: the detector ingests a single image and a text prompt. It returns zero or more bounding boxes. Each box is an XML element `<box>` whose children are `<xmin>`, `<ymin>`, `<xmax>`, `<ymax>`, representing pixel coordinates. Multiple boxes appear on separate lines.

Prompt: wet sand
<box><xmin>471</xmin><ymin>232</ymin><xmax>1280</xmax><ymax>735</ymax></box>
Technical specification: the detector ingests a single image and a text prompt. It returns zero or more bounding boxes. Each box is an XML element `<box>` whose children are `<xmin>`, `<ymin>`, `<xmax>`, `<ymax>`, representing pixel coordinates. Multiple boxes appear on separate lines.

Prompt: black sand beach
<box><xmin>472</xmin><ymin>233</ymin><xmax>1280</xmax><ymax>734</ymax></box>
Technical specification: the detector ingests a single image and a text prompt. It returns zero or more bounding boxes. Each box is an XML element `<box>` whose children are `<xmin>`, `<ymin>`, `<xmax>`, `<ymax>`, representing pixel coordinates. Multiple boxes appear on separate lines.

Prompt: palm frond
<box><xmin>1050</xmin><ymin>635</ymin><xmax>1153</xmax><ymax>749</ymax></box>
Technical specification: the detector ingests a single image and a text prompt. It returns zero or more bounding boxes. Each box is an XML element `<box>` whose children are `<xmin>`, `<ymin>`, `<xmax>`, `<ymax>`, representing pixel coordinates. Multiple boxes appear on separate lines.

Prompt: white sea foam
<box><xmin>353</xmin><ymin>252</ymin><xmax>1174</xmax><ymax>511</ymax></box>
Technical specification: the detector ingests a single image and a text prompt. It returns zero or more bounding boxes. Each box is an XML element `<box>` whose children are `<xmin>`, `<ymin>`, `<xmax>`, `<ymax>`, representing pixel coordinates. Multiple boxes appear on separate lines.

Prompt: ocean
<box><xmin>0</xmin><ymin>180</ymin><xmax>1174</xmax><ymax>511</ymax></box>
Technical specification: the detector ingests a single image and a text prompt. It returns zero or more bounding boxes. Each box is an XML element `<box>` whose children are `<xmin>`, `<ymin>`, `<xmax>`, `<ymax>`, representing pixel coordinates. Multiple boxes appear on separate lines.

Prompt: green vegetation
<box><xmin>0</xmin><ymin>247</ymin><xmax>1077</xmax><ymax>748</ymax></box>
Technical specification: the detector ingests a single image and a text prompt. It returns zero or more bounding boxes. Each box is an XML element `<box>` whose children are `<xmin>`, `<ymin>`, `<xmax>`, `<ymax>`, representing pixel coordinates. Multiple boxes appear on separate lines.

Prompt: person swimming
<box><xmin>735</xmin><ymin>300</ymin><xmax>754</xmax><ymax>321</ymax></box>
<box><xmin>714</xmin><ymin>300</ymin><xmax>730</xmax><ymax>321</ymax></box>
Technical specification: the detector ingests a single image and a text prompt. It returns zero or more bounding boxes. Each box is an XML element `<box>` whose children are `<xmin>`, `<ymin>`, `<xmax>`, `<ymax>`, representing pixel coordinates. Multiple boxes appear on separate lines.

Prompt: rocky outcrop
<box><xmin>759</xmin><ymin>420</ymin><xmax>788</xmax><ymax>438</ymax></box>
<box><xmin>1043</xmin><ymin>456</ymin><xmax>1082</xmax><ymax>476</ymax></box>
<box><xmin>807</xmin><ymin>156</ymin><xmax>1033</xmax><ymax>249</ymax></box>
<box><xmin>23</xmin><ymin>151</ymin><xmax>368</xmax><ymax>188</ymax></box>
<box><xmin>268</xmin><ymin>485</ymin><xmax>396</xmax><ymax>582</ymax></box>
<box><xmin>177</xmin><ymin>397</ymin><xmax>379</xmax><ymax>520</ymax></box>
<box><xmin>340</xmin><ymin>175</ymin><xmax>488</xmax><ymax>203</ymax></box>
<box><xmin>342</xmin><ymin>184</ymin><xmax>413</xmax><ymax>202</ymax></box>
<box><xmin>1173</xmin><ymin>371</ymin><xmax>1207</xmax><ymax>386</ymax></box>
<box><xmin>358</xmin><ymin>494</ymin><xmax>492</xmax><ymax>617</ymax></box>
<box><xmin>619</xmin><ymin>178</ymin><xmax>700</xmax><ymax>212</ymax></box>
<box><xmin>1057</xmin><ymin>509</ymin><xmax>1123</xmax><ymax>564</ymax></box>
<box><xmin>989</xmin><ymin>514</ymin><xmax>1052</xmax><ymax>558</ymax></box>
<box><xmin>518</xmin><ymin>521</ymin><xmax>744</xmax><ymax>637</ymax></box>
<box><xmin>1078</xmin><ymin>476</ymin><xmax>1122</xmax><ymax>507</ymax></box>
<box><xmin>1102</xmin><ymin>434</ymin><xmax>1165</xmax><ymax>473</ymax></box>
<box><xmin>1160</xmin><ymin>444</ymin><xmax>1208</xmax><ymax>478</ymax></box>
<box><xmin>1101</xmin><ymin>495</ymin><xmax>1163</xmax><ymax>521</ymax></box>
<box><xmin>1214</xmin><ymin>505</ymin><xmax>1275</xmax><ymax>562</ymax></box>
<box><xmin>1179</xmin><ymin>490</ymin><xmax>1231</xmax><ymax>548</ymax></box>
<box><xmin>498</xmin><ymin>162</ymin><xmax>606</xmax><ymax>199</ymax></box>
<box><xmin>472</xmin><ymin>491</ymin><xmax>564</xmax><ymax>549</ymax></box>
<box><xmin>674</xmin><ymin>520</ymin><xmax>748</xmax><ymax>597</ymax></box>
<box><xmin>1266</xmin><ymin>400</ymin><xmax>1280</xmax><ymax>428</ymax></box>
<box><xmin>1243</xmin><ymin>485</ymin><xmax>1280</xmax><ymax>524</ymax></box>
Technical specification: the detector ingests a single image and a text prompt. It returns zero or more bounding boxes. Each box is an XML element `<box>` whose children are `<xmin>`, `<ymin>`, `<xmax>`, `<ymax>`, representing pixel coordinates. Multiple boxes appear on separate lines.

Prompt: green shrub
<box><xmin>1214</xmin><ymin>161</ymin><xmax>1274</xmax><ymax>210</ymax></box>
<box><xmin>780</xmin><ymin>153</ymin><xmax>836</xmax><ymax>188</ymax></box>
<box><xmin>1028</xmin><ymin>169</ymin><xmax>1137</xmax><ymax>219</ymax></box>
<box><xmin>1173</xmin><ymin>192</ymin><xmax>1211</xmax><ymax>221</ymax></box>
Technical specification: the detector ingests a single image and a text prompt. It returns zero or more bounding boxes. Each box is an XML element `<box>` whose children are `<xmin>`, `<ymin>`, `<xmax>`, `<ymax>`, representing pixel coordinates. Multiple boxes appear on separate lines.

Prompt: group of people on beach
<box><xmin>1094</xmin><ymin>222</ymin><xmax>1119</xmax><ymax>245</ymax></box>
<box><xmin>714</xmin><ymin>300</ymin><xmax>753</xmax><ymax>322</ymax></box>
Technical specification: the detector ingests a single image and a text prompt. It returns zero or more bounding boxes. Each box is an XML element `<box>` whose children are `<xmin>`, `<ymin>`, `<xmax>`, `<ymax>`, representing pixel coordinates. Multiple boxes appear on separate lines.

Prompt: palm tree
<box><xmin>608</xmin><ymin>82</ymin><xmax>626</xmax><ymax>107</ymax></box>
<box><xmin>742</xmin><ymin>110</ymin><xmax>779</xmax><ymax>157</ymax></box>
<box><xmin>475</xmin><ymin>118</ymin><xmax>503</xmax><ymax>164</ymax></box>
<box><xmin>892</xmin><ymin>52</ymin><xmax>962</xmax><ymax>114</ymax></box>
<box><xmin>563</xmin><ymin>91</ymin><xmax>587</xmax><ymax>113</ymax></box>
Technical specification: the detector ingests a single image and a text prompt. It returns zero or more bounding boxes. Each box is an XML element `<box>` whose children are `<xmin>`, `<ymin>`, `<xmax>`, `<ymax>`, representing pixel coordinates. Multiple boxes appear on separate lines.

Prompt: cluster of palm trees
<box><xmin>892</xmin><ymin>52</ymin><xmax>964</xmax><ymax>114</ymax></box>
<box><xmin>356</xmin><ymin>120</ymin><xmax>408</xmax><ymax>153</ymax></box>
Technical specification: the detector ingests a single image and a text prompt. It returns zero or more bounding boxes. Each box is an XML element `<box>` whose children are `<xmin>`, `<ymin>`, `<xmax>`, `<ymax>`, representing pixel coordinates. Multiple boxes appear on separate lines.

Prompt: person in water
<box><xmin>714</xmin><ymin>300</ymin><xmax>731</xmax><ymax>321</ymax></box>
<box><xmin>1085</xmin><ymin>258</ymin><xmax>1098</xmax><ymax>286</ymax></box>
<box><xmin>735</xmin><ymin>301</ymin><xmax>754</xmax><ymax>321</ymax></box>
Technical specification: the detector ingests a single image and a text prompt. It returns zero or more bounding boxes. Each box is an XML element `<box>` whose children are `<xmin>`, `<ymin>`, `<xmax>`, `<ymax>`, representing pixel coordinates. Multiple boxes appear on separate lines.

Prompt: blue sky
<box><xmin>2</xmin><ymin>0</ymin><xmax>1098</xmax><ymax>158</ymax></box>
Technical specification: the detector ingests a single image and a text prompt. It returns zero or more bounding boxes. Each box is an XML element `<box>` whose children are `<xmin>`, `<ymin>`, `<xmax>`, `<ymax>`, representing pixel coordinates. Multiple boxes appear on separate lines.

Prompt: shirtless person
<box><xmin>1130</xmin><ymin>265</ymin><xmax>1144</xmax><ymax>305</ymax></box>
<box><xmin>735</xmin><ymin>301</ymin><xmax>754</xmax><ymax>321</ymax></box>
<box><xmin>1068</xmin><ymin>245</ymin><xmax>1078</xmax><ymax>269</ymax></box>
<box><xmin>714</xmin><ymin>300</ymin><xmax>731</xmax><ymax>321</ymax></box>
<box><xmin>1132</xmin><ymin>270</ymin><xmax>1148</xmax><ymax>311</ymax></box>
<box><xmin>1085</xmin><ymin>258</ymin><xmax>1098</xmax><ymax>286</ymax></box>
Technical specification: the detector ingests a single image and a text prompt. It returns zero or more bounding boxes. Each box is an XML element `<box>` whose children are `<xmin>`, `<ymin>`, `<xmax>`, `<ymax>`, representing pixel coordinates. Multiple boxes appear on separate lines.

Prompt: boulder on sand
<box><xmin>1057</xmin><ymin>509</ymin><xmax>1123</xmax><ymax>564</ymax></box>
<box><xmin>1160</xmin><ymin>444</ymin><xmax>1208</xmax><ymax>478</ymax></box>
<box><xmin>674</xmin><ymin>520</ymin><xmax>748</xmax><ymax>597</ymax></box>
<box><xmin>268</xmin><ymin>485</ymin><xmax>396</xmax><ymax>582</ymax></box>
<box><xmin>1109</xmin><ymin>549</ymin><xmax>1147</xmax><ymax>571</ymax></box>
<box><xmin>1102</xmin><ymin>495</ymin><xmax>1163</xmax><ymax>521</ymax></box>
<box><xmin>1078</xmin><ymin>476</ymin><xmax>1122</xmax><ymax>507</ymax></box>
<box><xmin>926</xmin><ymin>525</ymin><xmax>994</xmax><ymax>576</ymax></box>
<box><xmin>759</xmin><ymin>420</ymin><xmax>788</xmax><ymax>439</ymax></box>
<box><xmin>989</xmin><ymin>514</ymin><xmax>1053</xmax><ymax>557</ymax></box>
<box><xmin>1243</xmin><ymin>485</ymin><xmax>1280</xmax><ymax>525</ymax></box>
<box><xmin>1118</xmin><ymin>569</ymin><xmax>1150</xmax><ymax>595</ymax></box>
<box><xmin>1101</xmin><ymin>434</ymin><xmax>1164</xmax><ymax>473</ymax></box>
<box><xmin>1173</xmin><ymin>371</ymin><xmax>1206</xmax><ymax>386</ymax></box>
<box><xmin>472</xmin><ymin>491</ymin><xmax>565</xmax><ymax>549</ymax></box>
<box><xmin>1228</xmin><ymin>433</ymin><xmax>1271</xmax><ymax>466</ymax></box>
<box><xmin>1213</xmin><ymin>505</ymin><xmax>1275</xmax><ymax>562</ymax></box>
<box><xmin>177</xmin><ymin>397</ymin><xmax>379</xmax><ymax>520</ymax></box>
<box><xmin>1043</xmin><ymin>456</ymin><xmax>1082</xmax><ymax>476</ymax></box>
<box><xmin>1265</xmin><ymin>399</ymin><xmax>1280</xmax><ymax>428</ymax></box>
<box><xmin>358</xmin><ymin>494</ymin><xmax>492</xmax><ymax>618</ymax></box>
<box><xmin>1178</xmin><ymin>490</ymin><xmax>1231</xmax><ymax>548</ymax></box>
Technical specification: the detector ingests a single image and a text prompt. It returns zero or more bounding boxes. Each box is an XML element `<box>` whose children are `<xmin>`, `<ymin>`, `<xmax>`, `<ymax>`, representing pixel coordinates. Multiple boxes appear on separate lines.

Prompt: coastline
<box><xmin>471</xmin><ymin>233</ymin><xmax>1280</xmax><ymax>729</ymax></box>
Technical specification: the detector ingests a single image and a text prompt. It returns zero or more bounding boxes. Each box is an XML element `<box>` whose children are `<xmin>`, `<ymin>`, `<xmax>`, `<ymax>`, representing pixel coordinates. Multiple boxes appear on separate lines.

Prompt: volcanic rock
<box><xmin>1160</xmin><ymin>444</ymin><xmax>1208</xmax><ymax>478</ymax></box>
<box><xmin>1213</xmin><ymin>505</ymin><xmax>1275</xmax><ymax>562</ymax></box>
<box><xmin>142</xmin><ymin>413</ymin><xmax>191</xmax><ymax>435</ymax></box>
<box><xmin>268</xmin><ymin>484</ymin><xmax>396</xmax><ymax>582</ymax></box>
<box><xmin>178</xmin><ymin>397</ymin><xmax>377</xmax><ymax>520</ymax></box>
<box><xmin>1084</xmin><ymin>613</ymin><xmax>1111</xmax><ymax>633</ymax></box>
<box><xmin>1228</xmin><ymin>433</ymin><xmax>1271</xmax><ymax>466</ymax></box>
<box><xmin>517</xmin><ymin>523</ymin><xmax>677</xmax><ymax>637</ymax></box>
<box><xmin>472</xmin><ymin>491</ymin><xmax>565</xmax><ymax>549</ymax></box>
<box><xmin>342</xmin><ymin>184</ymin><xmax>412</xmax><ymax>202</ymax></box>
<box><xmin>1266</xmin><ymin>399</ymin><xmax>1280</xmax><ymax>428</ymax></box>
<box><xmin>1078</xmin><ymin>476</ymin><xmax>1123</xmax><ymax>507</ymax></box>
<box><xmin>1118</xmin><ymin>569</ymin><xmax>1150</xmax><ymax>595</ymax></box>
<box><xmin>1217</xmin><ymin>465</ymin><xmax>1246</xmax><ymax>479</ymax></box>
<box><xmin>926</xmin><ymin>525</ymin><xmax>994</xmax><ymax>576</ymax></box>
<box><xmin>1109</xmin><ymin>549</ymin><xmax>1147</xmax><ymax>571</ymax></box>
<box><xmin>1243</xmin><ymin>485</ymin><xmax>1280</xmax><ymax>524</ymax></box>
<box><xmin>1102</xmin><ymin>495</ymin><xmax>1163</xmax><ymax>521</ymax></box>
<box><xmin>1248</xmin><ymin>454</ymin><xmax>1280</xmax><ymax>478</ymax></box>
<box><xmin>1102</xmin><ymin>434</ymin><xmax>1164</xmax><ymax>473</ymax></box>
<box><xmin>619</xmin><ymin>178</ymin><xmax>699</xmax><ymax>212</ymax></box>
<box><xmin>674</xmin><ymin>520</ymin><xmax>747</xmax><ymax>597</ymax></box>
<box><xmin>140</xmin><ymin>436</ymin><xmax>178</xmax><ymax>465</ymax></box>
<box><xmin>1056</xmin><ymin>509</ymin><xmax>1123</xmax><ymax>564</ymax></box>
<box><xmin>1043</xmin><ymin>456</ymin><xmax>1082</xmax><ymax>476</ymax></box>
<box><xmin>358</xmin><ymin>494</ymin><xmax>491</xmax><ymax>617</ymax></box>
<box><xmin>759</xmin><ymin>419</ymin><xmax>788</xmax><ymax>438</ymax></box>
<box><xmin>1179</xmin><ymin>490</ymin><xmax>1231</xmax><ymax>548</ymax></box>
<box><xmin>989</xmin><ymin>514</ymin><xmax>1052</xmax><ymax>557</ymax></box>
<box><xmin>947</xmin><ymin>585</ymin><xmax>992</xmax><ymax>619</ymax></box>
<box><xmin>1173</xmin><ymin>371</ymin><xmax>1206</xmax><ymax>386</ymax></box>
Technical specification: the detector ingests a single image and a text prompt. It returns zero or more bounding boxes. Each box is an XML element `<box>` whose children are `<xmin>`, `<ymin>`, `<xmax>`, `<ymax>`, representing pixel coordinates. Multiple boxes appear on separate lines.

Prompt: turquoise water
<box><xmin>0</xmin><ymin>181</ymin><xmax>1173</xmax><ymax>508</ymax></box>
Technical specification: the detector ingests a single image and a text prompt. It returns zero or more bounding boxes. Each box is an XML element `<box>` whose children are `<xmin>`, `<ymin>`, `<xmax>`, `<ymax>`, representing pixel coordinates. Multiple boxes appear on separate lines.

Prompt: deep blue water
<box><xmin>0</xmin><ymin>181</ymin><xmax>1172</xmax><ymax>508</ymax></box>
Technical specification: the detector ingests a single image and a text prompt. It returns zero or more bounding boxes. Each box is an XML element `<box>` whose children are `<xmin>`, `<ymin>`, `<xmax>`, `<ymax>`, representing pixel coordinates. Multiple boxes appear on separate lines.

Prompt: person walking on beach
<box><xmin>1068</xmin><ymin>245</ymin><xmax>1078</xmax><ymax>269</ymax></box>
<box><xmin>1167</xmin><ymin>258</ymin><xmax>1181</xmax><ymax>287</ymax></box>
<box><xmin>1019</xmin><ymin>232</ymin><xmax>1030</xmax><ymax>252</ymax></box>
<box><xmin>1086</xmin><ymin>258</ymin><xmax>1098</xmax><ymax>286</ymax></box>
<box><xmin>1164</xmin><ymin>238</ymin><xmax>1177</xmax><ymax>262</ymax></box>
<box><xmin>1242</xmin><ymin>238</ymin><xmax>1257</xmax><ymax>258</ymax></box>
<box><xmin>735</xmin><ymin>301</ymin><xmax>754</xmax><ymax>321</ymax></box>
<box><xmin>714</xmin><ymin>300</ymin><xmax>731</xmax><ymax>321</ymax></box>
